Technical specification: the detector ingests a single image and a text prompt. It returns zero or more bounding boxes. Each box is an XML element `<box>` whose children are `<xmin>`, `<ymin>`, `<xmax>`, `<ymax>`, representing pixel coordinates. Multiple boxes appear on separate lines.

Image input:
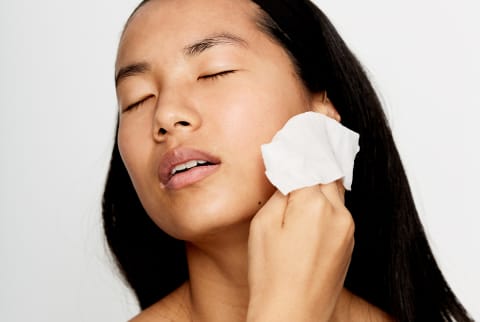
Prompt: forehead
<box><xmin>116</xmin><ymin>0</ymin><xmax>261</xmax><ymax>68</ymax></box>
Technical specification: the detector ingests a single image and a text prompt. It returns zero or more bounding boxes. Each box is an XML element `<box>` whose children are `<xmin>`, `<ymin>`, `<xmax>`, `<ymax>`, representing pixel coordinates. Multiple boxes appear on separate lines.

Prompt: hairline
<box><xmin>117</xmin><ymin>0</ymin><xmax>302</xmax><ymax>81</ymax></box>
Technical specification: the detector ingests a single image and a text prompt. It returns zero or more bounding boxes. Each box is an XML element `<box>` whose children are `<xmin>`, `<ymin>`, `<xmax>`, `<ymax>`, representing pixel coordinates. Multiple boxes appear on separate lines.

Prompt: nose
<box><xmin>152</xmin><ymin>92</ymin><xmax>202</xmax><ymax>141</ymax></box>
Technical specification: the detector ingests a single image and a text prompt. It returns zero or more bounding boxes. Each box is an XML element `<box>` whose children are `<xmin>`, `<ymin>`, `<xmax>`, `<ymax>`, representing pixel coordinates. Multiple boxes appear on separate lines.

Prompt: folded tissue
<box><xmin>261</xmin><ymin>112</ymin><xmax>360</xmax><ymax>195</ymax></box>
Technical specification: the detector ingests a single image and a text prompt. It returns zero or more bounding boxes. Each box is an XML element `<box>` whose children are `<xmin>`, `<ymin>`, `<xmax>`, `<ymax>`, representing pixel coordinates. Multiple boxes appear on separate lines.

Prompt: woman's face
<box><xmin>116</xmin><ymin>0</ymin><xmax>312</xmax><ymax>240</ymax></box>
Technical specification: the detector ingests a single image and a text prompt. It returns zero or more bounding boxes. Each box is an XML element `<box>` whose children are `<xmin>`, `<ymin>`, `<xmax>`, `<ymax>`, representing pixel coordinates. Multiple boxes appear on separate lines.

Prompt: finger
<box><xmin>252</xmin><ymin>190</ymin><xmax>287</xmax><ymax>229</ymax></box>
<box><xmin>284</xmin><ymin>185</ymin><xmax>330</xmax><ymax>225</ymax></box>
<box><xmin>287</xmin><ymin>184</ymin><xmax>325</xmax><ymax>206</ymax></box>
<box><xmin>335</xmin><ymin>180</ymin><xmax>345</xmax><ymax>205</ymax></box>
<box><xmin>318</xmin><ymin>181</ymin><xmax>345</xmax><ymax>209</ymax></box>
<box><xmin>286</xmin><ymin>182</ymin><xmax>343</xmax><ymax>219</ymax></box>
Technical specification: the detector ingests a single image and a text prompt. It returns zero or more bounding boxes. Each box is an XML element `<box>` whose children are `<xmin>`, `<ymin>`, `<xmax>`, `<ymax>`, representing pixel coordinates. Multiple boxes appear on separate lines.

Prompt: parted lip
<box><xmin>158</xmin><ymin>147</ymin><xmax>221</xmax><ymax>185</ymax></box>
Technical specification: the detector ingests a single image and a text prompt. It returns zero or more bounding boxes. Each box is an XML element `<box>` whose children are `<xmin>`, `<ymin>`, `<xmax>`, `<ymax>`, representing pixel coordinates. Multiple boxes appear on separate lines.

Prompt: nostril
<box><xmin>176</xmin><ymin>121</ymin><xmax>190</xmax><ymax>127</ymax></box>
<box><xmin>156</xmin><ymin>120</ymin><xmax>191</xmax><ymax>138</ymax></box>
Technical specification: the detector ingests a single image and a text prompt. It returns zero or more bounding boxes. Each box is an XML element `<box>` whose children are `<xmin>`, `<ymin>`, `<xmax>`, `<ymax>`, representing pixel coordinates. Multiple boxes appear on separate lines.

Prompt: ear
<box><xmin>310</xmin><ymin>91</ymin><xmax>341</xmax><ymax>122</ymax></box>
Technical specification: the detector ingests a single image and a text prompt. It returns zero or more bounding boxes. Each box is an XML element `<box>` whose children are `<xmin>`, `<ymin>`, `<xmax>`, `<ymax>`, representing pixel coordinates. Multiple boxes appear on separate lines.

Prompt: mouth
<box><xmin>170</xmin><ymin>160</ymin><xmax>216</xmax><ymax>176</ymax></box>
<box><xmin>159</xmin><ymin>148</ymin><xmax>221</xmax><ymax>189</ymax></box>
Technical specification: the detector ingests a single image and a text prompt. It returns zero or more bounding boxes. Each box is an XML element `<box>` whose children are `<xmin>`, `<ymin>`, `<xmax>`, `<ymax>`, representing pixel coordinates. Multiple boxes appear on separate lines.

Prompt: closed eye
<box><xmin>123</xmin><ymin>95</ymin><xmax>154</xmax><ymax>113</ymax></box>
<box><xmin>198</xmin><ymin>70</ymin><xmax>236</xmax><ymax>81</ymax></box>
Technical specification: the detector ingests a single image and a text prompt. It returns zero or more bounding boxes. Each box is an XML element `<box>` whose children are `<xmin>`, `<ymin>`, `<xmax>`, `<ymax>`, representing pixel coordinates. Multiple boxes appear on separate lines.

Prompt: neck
<box><xmin>184</xmin><ymin>220</ymin><xmax>251</xmax><ymax>322</ymax></box>
<box><xmin>177</xmin><ymin>221</ymin><xmax>393</xmax><ymax>322</ymax></box>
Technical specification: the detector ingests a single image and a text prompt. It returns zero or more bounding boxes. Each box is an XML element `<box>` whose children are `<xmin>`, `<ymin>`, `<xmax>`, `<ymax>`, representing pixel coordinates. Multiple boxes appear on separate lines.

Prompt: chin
<box><xmin>157</xmin><ymin>195</ymin><xmax>265</xmax><ymax>243</ymax></box>
<box><xmin>142</xmin><ymin>174</ymin><xmax>276</xmax><ymax>242</ymax></box>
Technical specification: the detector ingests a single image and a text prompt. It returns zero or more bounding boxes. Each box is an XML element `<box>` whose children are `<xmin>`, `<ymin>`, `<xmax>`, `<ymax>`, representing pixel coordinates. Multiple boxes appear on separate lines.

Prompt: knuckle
<box><xmin>305</xmin><ymin>200</ymin><xmax>333</xmax><ymax>225</ymax></box>
<box><xmin>250</xmin><ymin>210</ymin><xmax>276</xmax><ymax>234</ymax></box>
<box><xmin>308</xmin><ymin>190</ymin><xmax>331</xmax><ymax>212</ymax></box>
<box><xmin>337</xmin><ymin>209</ymin><xmax>355</xmax><ymax>235</ymax></box>
<box><xmin>249</xmin><ymin>215</ymin><xmax>264</xmax><ymax>233</ymax></box>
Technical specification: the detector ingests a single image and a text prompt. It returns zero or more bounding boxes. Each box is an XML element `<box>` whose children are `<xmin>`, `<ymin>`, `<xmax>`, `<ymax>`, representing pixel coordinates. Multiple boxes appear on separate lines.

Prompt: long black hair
<box><xmin>102</xmin><ymin>1</ymin><xmax>473</xmax><ymax>321</ymax></box>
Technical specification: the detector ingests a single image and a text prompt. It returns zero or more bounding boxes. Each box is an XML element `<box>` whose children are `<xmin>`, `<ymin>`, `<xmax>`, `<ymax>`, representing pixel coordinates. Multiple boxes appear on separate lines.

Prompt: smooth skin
<box><xmin>115</xmin><ymin>0</ymin><xmax>394</xmax><ymax>321</ymax></box>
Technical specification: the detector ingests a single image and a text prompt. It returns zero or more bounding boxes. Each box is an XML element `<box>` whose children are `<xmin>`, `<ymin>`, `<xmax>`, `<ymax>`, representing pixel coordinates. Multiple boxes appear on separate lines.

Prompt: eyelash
<box><xmin>199</xmin><ymin>70</ymin><xmax>236</xmax><ymax>80</ymax></box>
<box><xmin>123</xmin><ymin>95</ymin><xmax>153</xmax><ymax>113</ymax></box>
<box><xmin>122</xmin><ymin>71</ymin><xmax>236</xmax><ymax>112</ymax></box>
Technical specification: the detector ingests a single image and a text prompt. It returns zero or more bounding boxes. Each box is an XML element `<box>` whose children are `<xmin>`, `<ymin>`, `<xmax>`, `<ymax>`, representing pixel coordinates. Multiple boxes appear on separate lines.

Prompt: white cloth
<box><xmin>261</xmin><ymin>112</ymin><xmax>360</xmax><ymax>195</ymax></box>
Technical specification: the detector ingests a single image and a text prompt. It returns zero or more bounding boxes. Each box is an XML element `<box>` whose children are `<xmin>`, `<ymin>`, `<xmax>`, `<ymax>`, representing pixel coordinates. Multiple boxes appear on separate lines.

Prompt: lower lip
<box><xmin>164</xmin><ymin>164</ymin><xmax>220</xmax><ymax>190</ymax></box>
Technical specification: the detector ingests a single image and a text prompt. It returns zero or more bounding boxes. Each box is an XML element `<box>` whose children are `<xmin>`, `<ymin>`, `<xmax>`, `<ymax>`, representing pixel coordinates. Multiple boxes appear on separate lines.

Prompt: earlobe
<box><xmin>310</xmin><ymin>91</ymin><xmax>341</xmax><ymax>122</ymax></box>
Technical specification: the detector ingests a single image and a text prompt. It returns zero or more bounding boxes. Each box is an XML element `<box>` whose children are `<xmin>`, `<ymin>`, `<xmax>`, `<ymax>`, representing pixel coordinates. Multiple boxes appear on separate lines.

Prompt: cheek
<box><xmin>202</xmin><ymin>83</ymin><xmax>296</xmax><ymax>195</ymax></box>
<box><xmin>118</xmin><ymin>124</ymin><xmax>136</xmax><ymax>169</ymax></box>
<box><xmin>117</xmin><ymin>120</ymin><xmax>152</xmax><ymax>186</ymax></box>
<box><xmin>206</xmin><ymin>78</ymin><xmax>305</xmax><ymax>133</ymax></box>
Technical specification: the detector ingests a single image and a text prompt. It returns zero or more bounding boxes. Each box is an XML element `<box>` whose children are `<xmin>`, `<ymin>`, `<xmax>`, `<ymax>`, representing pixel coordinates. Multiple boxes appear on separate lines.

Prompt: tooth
<box><xmin>171</xmin><ymin>164</ymin><xmax>186</xmax><ymax>175</ymax></box>
<box><xmin>171</xmin><ymin>160</ymin><xmax>210</xmax><ymax>175</ymax></box>
<box><xmin>186</xmin><ymin>160</ymin><xmax>198</xmax><ymax>169</ymax></box>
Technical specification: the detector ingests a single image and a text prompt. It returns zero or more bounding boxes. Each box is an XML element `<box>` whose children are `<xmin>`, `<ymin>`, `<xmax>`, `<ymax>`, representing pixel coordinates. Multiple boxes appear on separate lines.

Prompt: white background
<box><xmin>0</xmin><ymin>1</ymin><xmax>478</xmax><ymax>321</ymax></box>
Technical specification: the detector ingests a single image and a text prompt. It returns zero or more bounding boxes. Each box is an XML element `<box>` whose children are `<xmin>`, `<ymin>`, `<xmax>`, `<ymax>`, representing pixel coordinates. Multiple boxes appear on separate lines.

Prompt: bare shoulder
<box><xmin>129</xmin><ymin>283</ymin><xmax>191</xmax><ymax>322</ymax></box>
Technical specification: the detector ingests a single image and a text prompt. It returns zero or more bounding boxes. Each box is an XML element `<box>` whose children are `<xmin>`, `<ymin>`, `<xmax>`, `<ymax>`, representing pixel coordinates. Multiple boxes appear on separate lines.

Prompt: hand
<box><xmin>246</xmin><ymin>182</ymin><xmax>354</xmax><ymax>322</ymax></box>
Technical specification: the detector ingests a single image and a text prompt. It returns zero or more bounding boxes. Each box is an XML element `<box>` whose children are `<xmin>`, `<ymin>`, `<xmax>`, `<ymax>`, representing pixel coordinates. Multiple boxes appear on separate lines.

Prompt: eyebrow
<box><xmin>183</xmin><ymin>32</ymin><xmax>248</xmax><ymax>56</ymax></box>
<box><xmin>115</xmin><ymin>32</ymin><xmax>247</xmax><ymax>87</ymax></box>
<box><xmin>115</xmin><ymin>62</ymin><xmax>151</xmax><ymax>87</ymax></box>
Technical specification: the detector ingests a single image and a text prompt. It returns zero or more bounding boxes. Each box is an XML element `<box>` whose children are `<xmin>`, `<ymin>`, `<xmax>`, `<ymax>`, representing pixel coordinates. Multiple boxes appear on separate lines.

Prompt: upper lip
<box><xmin>158</xmin><ymin>147</ymin><xmax>221</xmax><ymax>185</ymax></box>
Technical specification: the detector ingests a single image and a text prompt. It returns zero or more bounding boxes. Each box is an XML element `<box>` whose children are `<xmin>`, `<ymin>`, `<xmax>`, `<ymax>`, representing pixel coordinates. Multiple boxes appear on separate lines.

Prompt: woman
<box><xmin>103</xmin><ymin>0</ymin><xmax>473</xmax><ymax>321</ymax></box>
